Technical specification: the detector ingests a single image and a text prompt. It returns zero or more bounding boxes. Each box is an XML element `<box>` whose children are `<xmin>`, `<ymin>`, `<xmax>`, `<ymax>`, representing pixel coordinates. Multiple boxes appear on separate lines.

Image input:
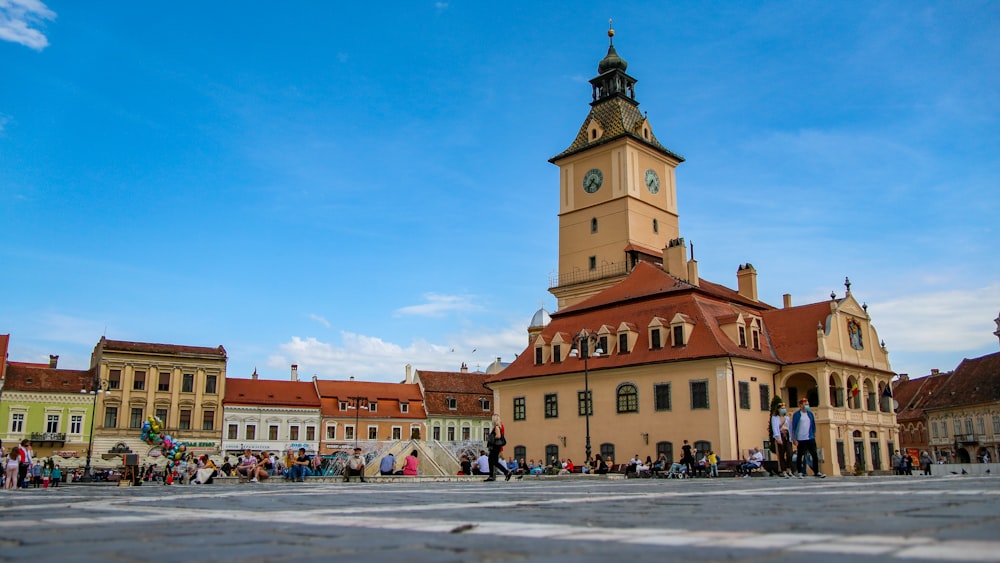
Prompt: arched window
<box><xmin>616</xmin><ymin>383</ymin><xmax>639</xmax><ymax>413</ymax></box>
<box><xmin>656</xmin><ymin>441</ymin><xmax>673</xmax><ymax>462</ymax></box>
<box><xmin>513</xmin><ymin>445</ymin><xmax>526</xmax><ymax>462</ymax></box>
<box><xmin>600</xmin><ymin>443</ymin><xmax>616</xmax><ymax>464</ymax></box>
<box><xmin>545</xmin><ymin>444</ymin><xmax>560</xmax><ymax>465</ymax></box>
<box><xmin>693</xmin><ymin>440</ymin><xmax>711</xmax><ymax>455</ymax></box>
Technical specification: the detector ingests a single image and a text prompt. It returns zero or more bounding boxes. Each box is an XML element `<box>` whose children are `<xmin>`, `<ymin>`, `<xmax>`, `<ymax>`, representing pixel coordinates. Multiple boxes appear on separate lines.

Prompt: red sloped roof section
<box><xmin>3</xmin><ymin>364</ymin><xmax>96</xmax><ymax>392</ymax></box>
<box><xmin>921</xmin><ymin>351</ymin><xmax>1000</xmax><ymax>410</ymax></box>
<box><xmin>315</xmin><ymin>380</ymin><xmax>425</xmax><ymax>419</ymax></box>
<box><xmin>223</xmin><ymin>378</ymin><xmax>320</xmax><ymax>408</ymax></box>
<box><xmin>101</xmin><ymin>338</ymin><xmax>227</xmax><ymax>358</ymax></box>
<box><xmin>760</xmin><ymin>301</ymin><xmax>832</xmax><ymax>364</ymax></box>
<box><xmin>416</xmin><ymin>370</ymin><xmax>493</xmax><ymax>416</ymax></box>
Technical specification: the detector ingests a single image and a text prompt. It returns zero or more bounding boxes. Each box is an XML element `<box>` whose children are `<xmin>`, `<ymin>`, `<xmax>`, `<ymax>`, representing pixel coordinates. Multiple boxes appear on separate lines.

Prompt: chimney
<box><xmin>736</xmin><ymin>263</ymin><xmax>758</xmax><ymax>302</ymax></box>
<box><xmin>930</xmin><ymin>369</ymin><xmax>940</xmax><ymax>376</ymax></box>
<box><xmin>897</xmin><ymin>373</ymin><xmax>909</xmax><ymax>382</ymax></box>
<box><xmin>349</xmin><ymin>376</ymin><xmax>355</xmax><ymax>381</ymax></box>
<box><xmin>291</xmin><ymin>364</ymin><xmax>298</xmax><ymax>382</ymax></box>
<box><xmin>460</xmin><ymin>362</ymin><xmax>468</xmax><ymax>374</ymax></box>
<box><xmin>783</xmin><ymin>294</ymin><xmax>792</xmax><ymax>308</ymax></box>
<box><xmin>662</xmin><ymin>237</ymin><xmax>688</xmax><ymax>280</ymax></box>
<box><xmin>686</xmin><ymin>259</ymin><xmax>700</xmax><ymax>287</ymax></box>
<box><xmin>251</xmin><ymin>368</ymin><xmax>258</xmax><ymax>380</ymax></box>
<box><xmin>49</xmin><ymin>355</ymin><xmax>59</xmax><ymax>368</ymax></box>
<box><xmin>405</xmin><ymin>364</ymin><xmax>412</xmax><ymax>384</ymax></box>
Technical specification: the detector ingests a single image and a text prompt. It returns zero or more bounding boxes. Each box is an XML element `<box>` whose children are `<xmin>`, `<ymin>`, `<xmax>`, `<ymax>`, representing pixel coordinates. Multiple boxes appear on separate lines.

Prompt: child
<box><xmin>707</xmin><ymin>450</ymin><xmax>719</xmax><ymax>478</ymax></box>
<box><xmin>42</xmin><ymin>466</ymin><xmax>50</xmax><ymax>488</ymax></box>
<box><xmin>4</xmin><ymin>452</ymin><xmax>18</xmax><ymax>490</ymax></box>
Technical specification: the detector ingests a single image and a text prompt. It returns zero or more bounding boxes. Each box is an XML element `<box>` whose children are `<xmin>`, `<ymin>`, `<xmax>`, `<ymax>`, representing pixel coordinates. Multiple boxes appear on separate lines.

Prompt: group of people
<box><xmin>770</xmin><ymin>397</ymin><xmax>827</xmax><ymax>478</ymax></box>
<box><xmin>2</xmin><ymin>439</ymin><xmax>63</xmax><ymax>490</ymax></box>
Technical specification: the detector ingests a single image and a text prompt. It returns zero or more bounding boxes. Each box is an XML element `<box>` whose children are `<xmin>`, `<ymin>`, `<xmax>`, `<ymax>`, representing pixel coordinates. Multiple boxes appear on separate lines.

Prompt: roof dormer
<box><xmin>616</xmin><ymin>322</ymin><xmax>638</xmax><ymax>354</ymax></box>
<box><xmin>670</xmin><ymin>313</ymin><xmax>695</xmax><ymax>347</ymax></box>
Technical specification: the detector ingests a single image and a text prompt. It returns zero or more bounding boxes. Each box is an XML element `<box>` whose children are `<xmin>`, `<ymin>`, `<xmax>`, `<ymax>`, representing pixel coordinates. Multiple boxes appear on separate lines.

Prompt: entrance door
<box><xmin>870</xmin><ymin>441</ymin><xmax>882</xmax><ymax>470</ymax></box>
<box><xmin>854</xmin><ymin>441</ymin><xmax>866</xmax><ymax>472</ymax></box>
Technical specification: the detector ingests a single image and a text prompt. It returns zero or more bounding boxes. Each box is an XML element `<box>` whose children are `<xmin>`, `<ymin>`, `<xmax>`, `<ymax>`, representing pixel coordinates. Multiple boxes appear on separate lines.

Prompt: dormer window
<box><xmin>339</xmin><ymin>401</ymin><xmax>348</xmax><ymax>411</ymax></box>
<box><xmin>738</xmin><ymin>326</ymin><xmax>747</xmax><ymax>348</ymax></box>
<box><xmin>480</xmin><ymin>398</ymin><xmax>491</xmax><ymax>411</ymax></box>
<box><xmin>598</xmin><ymin>335</ymin><xmax>609</xmax><ymax>355</ymax></box>
<box><xmin>369</xmin><ymin>402</ymin><xmax>378</xmax><ymax>413</ymax></box>
<box><xmin>752</xmin><ymin>328</ymin><xmax>760</xmax><ymax>350</ymax></box>
<box><xmin>553</xmin><ymin>344</ymin><xmax>562</xmax><ymax>363</ymax></box>
<box><xmin>535</xmin><ymin>347</ymin><xmax>543</xmax><ymax>365</ymax></box>
<box><xmin>446</xmin><ymin>397</ymin><xmax>457</xmax><ymax>410</ymax></box>
<box><xmin>673</xmin><ymin>325</ymin><xmax>684</xmax><ymax>346</ymax></box>
<box><xmin>400</xmin><ymin>402</ymin><xmax>409</xmax><ymax>413</ymax></box>
<box><xmin>651</xmin><ymin>328</ymin><xmax>662</xmax><ymax>349</ymax></box>
<box><xmin>618</xmin><ymin>333</ymin><xmax>629</xmax><ymax>354</ymax></box>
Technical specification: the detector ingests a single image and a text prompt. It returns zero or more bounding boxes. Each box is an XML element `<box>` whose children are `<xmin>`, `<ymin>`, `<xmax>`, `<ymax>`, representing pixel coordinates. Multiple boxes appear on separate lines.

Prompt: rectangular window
<box><xmin>11</xmin><ymin>413</ymin><xmax>24</xmax><ymax>433</ymax></box>
<box><xmin>70</xmin><ymin>415</ymin><xmax>83</xmax><ymax>434</ymax></box>
<box><xmin>368</xmin><ymin>426</ymin><xmax>378</xmax><ymax>440</ymax></box>
<box><xmin>544</xmin><ymin>393</ymin><xmax>559</xmax><ymax>418</ymax></box>
<box><xmin>129</xmin><ymin>408</ymin><xmax>143</xmax><ymax>429</ymax></box>
<box><xmin>339</xmin><ymin>401</ymin><xmax>348</xmax><ymax>411</ymax></box>
<box><xmin>133</xmin><ymin>370</ymin><xmax>146</xmax><ymax>391</ymax></box>
<box><xmin>578</xmin><ymin>390</ymin><xmax>593</xmax><ymax>416</ymax></box>
<box><xmin>553</xmin><ymin>344</ymin><xmax>561</xmax><ymax>363</ymax></box>
<box><xmin>589</xmin><ymin>256</ymin><xmax>596</xmax><ymax>270</ymax></box>
<box><xmin>965</xmin><ymin>419</ymin><xmax>974</xmax><ymax>434</ymax></box>
<box><xmin>182</xmin><ymin>373</ymin><xmax>194</xmax><ymax>393</ymax></box>
<box><xmin>179</xmin><ymin>410</ymin><xmax>191</xmax><ymax>430</ymax></box>
<box><xmin>432</xmin><ymin>426</ymin><xmax>441</xmax><ymax>440</ymax></box>
<box><xmin>202</xmin><ymin>410</ymin><xmax>215</xmax><ymax>431</ymax></box>
<box><xmin>392</xmin><ymin>427</ymin><xmax>402</xmax><ymax>440</ymax></box>
<box><xmin>269</xmin><ymin>425</ymin><xmax>279</xmax><ymax>440</ymax></box>
<box><xmin>978</xmin><ymin>418</ymin><xmax>986</xmax><ymax>435</ymax></box>
<box><xmin>462</xmin><ymin>427</ymin><xmax>471</xmax><ymax>441</ymax></box>
<box><xmin>246</xmin><ymin>424</ymin><xmax>256</xmax><ymax>440</ymax></box>
<box><xmin>47</xmin><ymin>414</ymin><xmax>60</xmax><ymax>433</ymax></box>
<box><xmin>446</xmin><ymin>397</ymin><xmax>457</xmax><ymax>410</ymax></box>
<box><xmin>993</xmin><ymin>416</ymin><xmax>1000</xmax><ymax>435</ymax></box>
<box><xmin>369</xmin><ymin>402</ymin><xmax>378</xmax><ymax>413</ymax></box>
<box><xmin>598</xmin><ymin>336</ymin><xmax>608</xmax><ymax>355</ymax></box>
<box><xmin>345</xmin><ymin>426</ymin><xmax>355</xmax><ymax>441</ymax></box>
<box><xmin>535</xmin><ymin>347</ymin><xmax>544</xmax><ymax>364</ymax></box>
<box><xmin>618</xmin><ymin>333</ymin><xmax>629</xmax><ymax>354</ymax></box>
<box><xmin>290</xmin><ymin>426</ymin><xmax>300</xmax><ymax>440</ymax></box>
<box><xmin>447</xmin><ymin>426</ymin><xmax>455</xmax><ymax>441</ymax></box>
<box><xmin>158</xmin><ymin>371</ymin><xmax>170</xmax><ymax>391</ymax></box>
<box><xmin>690</xmin><ymin>380</ymin><xmax>709</xmax><ymax>410</ymax></box>
<box><xmin>481</xmin><ymin>398</ymin><xmax>491</xmax><ymax>411</ymax></box>
<box><xmin>228</xmin><ymin>424</ymin><xmax>238</xmax><ymax>440</ymax></box>
<box><xmin>651</xmin><ymin>328</ymin><xmax>662</xmax><ymax>349</ymax></box>
<box><xmin>400</xmin><ymin>403</ymin><xmax>409</xmax><ymax>413</ymax></box>
<box><xmin>739</xmin><ymin>381</ymin><xmax>750</xmax><ymax>410</ymax></box>
<box><xmin>326</xmin><ymin>425</ymin><xmax>336</xmax><ymax>439</ymax></box>
<box><xmin>513</xmin><ymin>397</ymin><xmax>526</xmax><ymax>421</ymax></box>
<box><xmin>108</xmin><ymin>369</ymin><xmax>121</xmax><ymax>389</ymax></box>
<box><xmin>752</xmin><ymin>330</ymin><xmax>760</xmax><ymax>350</ymax></box>
<box><xmin>104</xmin><ymin>407</ymin><xmax>118</xmax><ymax>428</ymax></box>
<box><xmin>738</xmin><ymin>326</ymin><xmax>747</xmax><ymax>347</ymax></box>
<box><xmin>654</xmin><ymin>383</ymin><xmax>672</xmax><ymax>411</ymax></box>
<box><xmin>306</xmin><ymin>426</ymin><xmax>315</xmax><ymax>441</ymax></box>
<box><xmin>205</xmin><ymin>375</ymin><xmax>217</xmax><ymax>394</ymax></box>
<box><xmin>155</xmin><ymin>408</ymin><xmax>168</xmax><ymax>424</ymax></box>
<box><xmin>673</xmin><ymin>325</ymin><xmax>684</xmax><ymax>346</ymax></box>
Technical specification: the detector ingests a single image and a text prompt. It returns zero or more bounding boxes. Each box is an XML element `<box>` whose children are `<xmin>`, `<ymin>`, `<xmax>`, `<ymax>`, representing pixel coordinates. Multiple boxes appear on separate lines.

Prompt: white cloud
<box><xmin>266</xmin><ymin>325</ymin><xmax>526</xmax><ymax>381</ymax></box>
<box><xmin>871</xmin><ymin>282</ymin><xmax>1000</xmax><ymax>353</ymax></box>
<box><xmin>308</xmin><ymin>313</ymin><xmax>331</xmax><ymax>328</ymax></box>
<box><xmin>0</xmin><ymin>0</ymin><xmax>56</xmax><ymax>51</ymax></box>
<box><xmin>394</xmin><ymin>293</ymin><xmax>482</xmax><ymax>317</ymax></box>
<box><xmin>434</xmin><ymin>2</ymin><xmax>448</xmax><ymax>11</ymax></box>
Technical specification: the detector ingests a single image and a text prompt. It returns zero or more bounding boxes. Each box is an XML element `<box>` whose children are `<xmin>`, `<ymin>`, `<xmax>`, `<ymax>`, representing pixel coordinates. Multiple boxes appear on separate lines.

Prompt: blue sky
<box><xmin>1</xmin><ymin>1</ymin><xmax>998</xmax><ymax>383</ymax></box>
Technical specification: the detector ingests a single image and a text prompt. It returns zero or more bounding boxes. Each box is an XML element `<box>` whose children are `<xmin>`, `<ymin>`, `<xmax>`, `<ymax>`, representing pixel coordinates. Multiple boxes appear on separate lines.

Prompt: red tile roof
<box><xmin>2</xmin><ymin>364</ymin><xmax>96</xmax><ymax>393</ymax></box>
<box><xmin>98</xmin><ymin>337</ymin><xmax>227</xmax><ymax>358</ymax></box>
<box><xmin>760</xmin><ymin>301</ymin><xmax>833</xmax><ymax>364</ymax></box>
<box><xmin>893</xmin><ymin>373</ymin><xmax>952</xmax><ymax>423</ymax></box>
<box><xmin>415</xmin><ymin>370</ymin><xmax>493</xmax><ymax>417</ymax></box>
<box><xmin>0</xmin><ymin>333</ymin><xmax>9</xmax><ymax>382</ymax></box>
<box><xmin>488</xmin><ymin>263</ymin><xmax>784</xmax><ymax>384</ymax></box>
<box><xmin>315</xmin><ymin>379</ymin><xmax>426</xmax><ymax>419</ymax></box>
<box><xmin>223</xmin><ymin>378</ymin><xmax>321</xmax><ymax>408</ymax></box>
<box><xmin>921</xmin><ymin>351</ymin><xmax>1000</xmax><ymax>410</ymax></box>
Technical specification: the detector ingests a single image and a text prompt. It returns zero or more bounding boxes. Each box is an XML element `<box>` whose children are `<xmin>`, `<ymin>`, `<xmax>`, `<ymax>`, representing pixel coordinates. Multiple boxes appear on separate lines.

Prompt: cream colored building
<box><xmin>89</xmin><ymin>338</ymin><xmax>227</xmax><ymax>466</ymax></box>
<box><xmin>923</xmin><ymin>351</ymin><xmax>1000</xmax><ymax>463</ymax></box>
<box><xmin>486</xmin><ymin>30</ymin><xmax>897</xmax><ymax>476</ymax></box>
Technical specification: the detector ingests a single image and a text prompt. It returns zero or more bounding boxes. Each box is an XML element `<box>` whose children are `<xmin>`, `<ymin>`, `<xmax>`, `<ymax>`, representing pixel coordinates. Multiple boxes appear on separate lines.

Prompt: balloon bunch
<box><xmin>140</xmin><ymin>415</ymin><xmax>187</xmax><ymax>469</ymax></box>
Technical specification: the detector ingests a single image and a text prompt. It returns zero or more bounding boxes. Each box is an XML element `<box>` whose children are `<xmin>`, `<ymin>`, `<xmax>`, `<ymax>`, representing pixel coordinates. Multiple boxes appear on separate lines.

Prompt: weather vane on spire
<box><xmin>608</xmin><ymin>18</ymin><xmax>615</xmax><ymax>44</ymax></box>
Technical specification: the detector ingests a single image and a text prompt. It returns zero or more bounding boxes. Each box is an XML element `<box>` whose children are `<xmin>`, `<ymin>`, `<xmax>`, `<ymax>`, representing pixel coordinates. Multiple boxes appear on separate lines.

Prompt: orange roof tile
<box><xmin>315</xmin><ymin>379</ymin><xmax>425</xmax><ymax>419</ymax></box>
<box><xmin>759</xmin><ymin>301</ymin><xmax>833</xmax><ymax>364</ymax></box>
<box><xmin>2</xmin><ymin>364</ymin><xmax>96</xmax><ymax>393</ymax></box>
<box><xmin>893</xmin><ymin>373</ymin><xmax>951</xmax><ymax>423</ymax></box>
<box><xmin>415</xmin><ymin>370</ymin><xmax>494</xmax><ymax>417</ymax></box>
<box><xmin>223</xmin><ymin>378</ymin><xmax>320</xmax><ymax>408</ymax></box>
<box><xmin>99</xmin><ymin>338</ymin><xmax>227</xmax><ymax>358</ymax></box>
<box><xmin>921</xmin><ymin>351</ymin><xmax>1000</xmax><ymax>411</ymax></box>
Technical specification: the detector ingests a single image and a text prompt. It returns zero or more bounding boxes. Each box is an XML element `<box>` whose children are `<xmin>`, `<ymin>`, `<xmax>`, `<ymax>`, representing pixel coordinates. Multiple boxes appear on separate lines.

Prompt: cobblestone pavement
<box><xmin>1</xmin><ymin>474</ymin><xmax>998</xmax><ymax>562</ymax></box>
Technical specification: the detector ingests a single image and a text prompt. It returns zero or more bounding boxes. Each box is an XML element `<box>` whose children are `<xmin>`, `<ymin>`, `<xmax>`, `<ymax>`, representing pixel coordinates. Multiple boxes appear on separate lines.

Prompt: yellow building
<box><xmin>486</xmin><ymin>30</ymin><xmax>897</xmax><ymax>476</ymax></box>
<box><xmin>89</xmin><ymin>338</ymin><xmax>227</xmax><ymax>467</ymax></box>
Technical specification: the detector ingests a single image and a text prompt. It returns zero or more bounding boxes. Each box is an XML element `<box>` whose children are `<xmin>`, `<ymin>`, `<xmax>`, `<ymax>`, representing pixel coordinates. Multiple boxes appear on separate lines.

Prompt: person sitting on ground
<box><xmin>652</xmin><ymin>453</ymin><xmax>667</xmax><ymax>474</ymax></box>
<box><xmin>507</xmin><ymin>457</ymin><xmax>520</xmax><ymax>475</ymax></box>
<box><xmin>193</xmin><ymin>455</ymin><xmax>218</xmax><ymax>484</ymax></box>
<box><xmin>379</xmin><ymin>452</ymin><xmax>396</xmax><ymax>476</ymax></box>
<box><xmin>344</xmin><ymin>447</ymin><xmax>366</xmax><ymax>482</ymax></box>
<box><xmin>250</xmin><ymin>451</ymin><xmax>272</xmax><ymax>482</ymax></box>
<box><xmin>402</xmin><ymin>450</ymin><xmax>419</xmax><ymax>476</ymax></box>
<box><xmin>290</xmin><ymin>448</ymin><xmax>312</xmax><ymax>482</ymax></box>
<box><xmin>220</xmin><ymin>456</ymin><xmax>233</xmax><ymax>477</ymax></box>
<box><xmin>236</xmin><ymin>449</ymin><xmax>258</xmax><ymax>481</ymax></box>
<box><xmin>529</xmin><ymin>459</ymin><xmax>544</xmax><ymax>475</ymax></box>
<box><xmin>738</xmin><ymin>448</ymin><xmax>764</xmax><ymax>477</ymax></box>
<box><xmin>593</xmin><ymin>454</ymin><xmax>609</xmax><ymax>475</ymax></box>
<box><xmin>666</xmin><ymin>459</ymin><xmax>687</xmax><ymax>478</ymax></box>
<box><xmin>458</xmin><ymin>454</ymin><xmax>472</xmax><ymax>476</ymax></box>
<box><xmin>475</xmin><ymin>450</ymin><xmax>490</xmax><ymax>475</ymax></box>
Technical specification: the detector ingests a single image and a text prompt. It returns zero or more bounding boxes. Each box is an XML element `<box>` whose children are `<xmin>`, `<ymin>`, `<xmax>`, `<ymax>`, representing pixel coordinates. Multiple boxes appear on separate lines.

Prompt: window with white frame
<box><xmin>326</xmin><ymin>425</ymin><xmax>337</xmax><ymax>440</ymax></box>
<box><xmin>46</xmin><ymin>414</ymin><xmax>61</xmax><ymax>433</ymax></box>
<box><xmin>290</xmin><ymin>425</ymin><xmax>300</xmax><ymax>440</ymax></box>
<box><xmin>400</xmin><ymin>403</ymin><xmax>409</xmax><ymax>413</ymax></box>
<box><xmin>11</xmin><ymin>413</ymin><xmax>25</xmax><ymax>433</ymax></box>
<box><xmin>228</xmin><ymin>424</ymin><xmax>238</xmax><ymax>440</ymax></box>
<box><xmin>345</xmin><ymin>425</ymin><xmax>355</xmax><ymax>440</ymax></box>
<box><xmin>432</xmin><ymin>426</ymin><xmax>441</xmax><ymax>440</ymax></box>
<box><xmin>392</xmin><ymin>426</ymin><xmax>402</xmax><ymax>440</ymax></box>
<box><xmin>339</xmin><ymin>401</ymin><xmax>348</xmax><ymax>411</ymax></box>
<box><xmin>306</xmin><ymin>426</ymin><xmax>315</xmax><ymax>441</ymax></box>
<box><xmin>368</xmin><ymin>425</ymin><xmax>378</xmax><ymax>440</ymax></box>
<box><xmin>447</xmin><ymin>426</ymin><xmax>455</xmax><ymax>441</ymax></box>
<box><xmin>369</xmin><ymin>402</ymin><xmax>378</xmax><ymax>413</ymax></box>
<box><xmin>446</xmin><ymin>397</ymin><xmax>457</xmax><ymax>410</ymax></box>
<box><xmin>70</xmin><ymin>415</ymin><xmax>83</xmax><ymax>434</ymax></box>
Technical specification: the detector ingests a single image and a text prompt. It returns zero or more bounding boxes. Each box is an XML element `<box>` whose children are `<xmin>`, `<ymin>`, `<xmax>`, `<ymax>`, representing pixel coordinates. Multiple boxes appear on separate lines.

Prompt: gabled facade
<box><xmin>90</xmin><ymin>338</ymin><xmax>228</xmax><ymax>465</ymax></box>
<box><xmin>485</xmin><ymin>31</ymin><xmax>897</xmax><ymax>476</ymax></box>
<box><xmin>922</xmin><ymin>351</ymin><xmax>1000</xmax><ymax>463</ymax></box>
<box><xmin>221</xmin><ymin>369</ymin><xmax>322</xmax><ymax>456</ymax></box>
<box><xmin>314</xmin><ymin>378</ymin><xmax>425</xmax><ymax>454</ymax></box>
<box><xmin>0</xmin><ymin>362</ymin><xmax>95</xmax><ymax>465</ymax></box>
<box><xmin>413</xmin><ymin>365</ymin><xmax>493</xmax><ymax>444</ymax></box>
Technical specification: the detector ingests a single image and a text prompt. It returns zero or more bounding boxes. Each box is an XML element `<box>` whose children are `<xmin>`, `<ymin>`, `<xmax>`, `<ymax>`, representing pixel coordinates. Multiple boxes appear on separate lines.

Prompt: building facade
<box><xmin>485</xmin><ymin>31</ymin><xmax>897</xmax><ymax>476</ymax></box>
<box><xmin>89</xmin><ymin>338</ymin><xmax>228</xmax><ymax>466</ymax></box>
<box><xmin>923</xmin><ymin>351</ymin><xmax>1000</xmax><ymax>463</ymax></box>
<box><xmin>221</xmin><ymin>369</ymin><xmax>321</xmax><ymax>457</ymax></box>
<box><xmin>315</xmin><ymin>378</ymin><xmax>426</xmax><ymax>455</ymax></box>
<box><xmin>413</xmin><ymin>365</ymin><xmax>493</xmax><ymax>445</ymax></box>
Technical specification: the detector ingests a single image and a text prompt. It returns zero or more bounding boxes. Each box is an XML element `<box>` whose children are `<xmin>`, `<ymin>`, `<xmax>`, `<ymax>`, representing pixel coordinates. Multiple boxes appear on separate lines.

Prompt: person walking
<box><xmin>485</xmin><ymin>413</ymin><xmax>512</xmax><ymax>482</ymax></box>
<box><xmin>791</xmin><ymin>398</ymin><xmax>826</xmax><ymax>478</ymax></box>
<box><xmin>681</xmin><ymin>440</ymin><xmax>695</xmax><ymax>475</ymax></box>
<box><xmin>17</xmin><ymin>439</ymin><xmax>32</xmax><ymax>489</ymax></box>
<box><xmin>4</xmin><ymin>451</ymin><xmax>18</xmax><ymax>490</ymax></box>
<box><xmin>771</xmin><ymin>401</ymin><xmax>794</xmax><ymax>478</ymax></box>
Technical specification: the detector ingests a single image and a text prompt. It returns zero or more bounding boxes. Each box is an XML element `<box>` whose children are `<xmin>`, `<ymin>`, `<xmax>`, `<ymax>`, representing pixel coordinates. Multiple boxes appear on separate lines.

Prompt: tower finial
<box><xmin>608</xmin><ymin>18</ymin><xmax>614</xmax><ymax>44</ymax></box>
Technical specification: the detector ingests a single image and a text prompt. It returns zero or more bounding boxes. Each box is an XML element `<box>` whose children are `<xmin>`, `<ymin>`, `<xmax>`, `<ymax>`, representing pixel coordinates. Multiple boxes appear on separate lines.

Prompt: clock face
<box><xmin>644</xmin><ymin>169</ymin><xmax>660</xmax><ymax>194</ymax></box>
<box><xmin>583</xmin><ymin>168</ymin><xmax>603</xmax><ymax>193</ymax></box>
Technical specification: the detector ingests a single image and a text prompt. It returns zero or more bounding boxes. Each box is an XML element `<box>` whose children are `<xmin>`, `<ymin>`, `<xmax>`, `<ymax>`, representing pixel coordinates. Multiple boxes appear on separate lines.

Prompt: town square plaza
<box><xmin>0</xmin><ymin>474</ymin><xmax>997</xmax><ymax>561</ymax></box>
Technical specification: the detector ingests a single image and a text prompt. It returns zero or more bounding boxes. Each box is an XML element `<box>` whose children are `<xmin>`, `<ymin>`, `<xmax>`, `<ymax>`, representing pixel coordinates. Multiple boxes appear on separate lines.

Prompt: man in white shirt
<box><xmin>476</xmin><ymin>450</ymin><xmax>490</xmax><ymax>475</ymax></box>
<box><xmin>739</xmin><ymin>448</ymin><xmax>764</xmax><ymax>477</ymax></box>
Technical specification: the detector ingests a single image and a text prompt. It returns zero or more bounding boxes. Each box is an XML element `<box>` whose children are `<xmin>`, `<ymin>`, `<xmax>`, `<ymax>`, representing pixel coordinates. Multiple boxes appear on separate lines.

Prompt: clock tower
<box><xmin>549</xmin><ymin>26</ymin><xmax>685</xmax><ymax>310</ymax></box>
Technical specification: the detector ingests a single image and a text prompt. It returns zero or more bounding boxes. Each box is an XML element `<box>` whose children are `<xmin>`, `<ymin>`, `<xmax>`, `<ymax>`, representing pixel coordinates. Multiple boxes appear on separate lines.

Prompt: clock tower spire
<box><xmin>548</xmin><ymin>25</ymin><xmax>686</xmax><ymax>310</ymax></box>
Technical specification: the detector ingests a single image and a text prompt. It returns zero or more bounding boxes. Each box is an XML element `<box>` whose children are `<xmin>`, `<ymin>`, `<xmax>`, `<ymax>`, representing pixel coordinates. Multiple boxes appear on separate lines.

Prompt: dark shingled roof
<box><xmin>415</xmin><ymin>370</ymin><xmax>493</xmax><ymax>417</ymax></box>
<box><xmin>922</xmin><ymin>351</ymin><xmax>1000</xmax><ymax>410</ymax></box>
<box><xmin>3</xmin><ymin>364</ymin><xmax>96</xmax><ymax>393</ymax></box>
<box><xmin>99</xmin><ymin>338</ymin><xmax>227</xmax><ymax>358</ymax></box>
<box><xmin>549</xmin><ymin>97</ymin><xmax>684</xmax><ymax>163</ymax></box>
<box><xmin>893</xmin><ymin>373</ymin><xmax>952</xmax><ymax>423</ymax></box>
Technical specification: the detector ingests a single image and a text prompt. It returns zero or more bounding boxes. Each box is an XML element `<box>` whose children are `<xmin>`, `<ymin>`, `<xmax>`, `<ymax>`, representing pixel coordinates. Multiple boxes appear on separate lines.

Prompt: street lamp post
<box><xmin>571</xmin><ymin>329</ymin><xmax>603</xmax><ymax>463</ymax></box>
<box><xmin>346</xmin><ymin>396</ymin><xmax>368</xmax><ymax>450</ymax></box>
<box><xmin>81</xmin><ymin>378</ymin><xmax>109</xmax><ymax>480</ymax></box>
